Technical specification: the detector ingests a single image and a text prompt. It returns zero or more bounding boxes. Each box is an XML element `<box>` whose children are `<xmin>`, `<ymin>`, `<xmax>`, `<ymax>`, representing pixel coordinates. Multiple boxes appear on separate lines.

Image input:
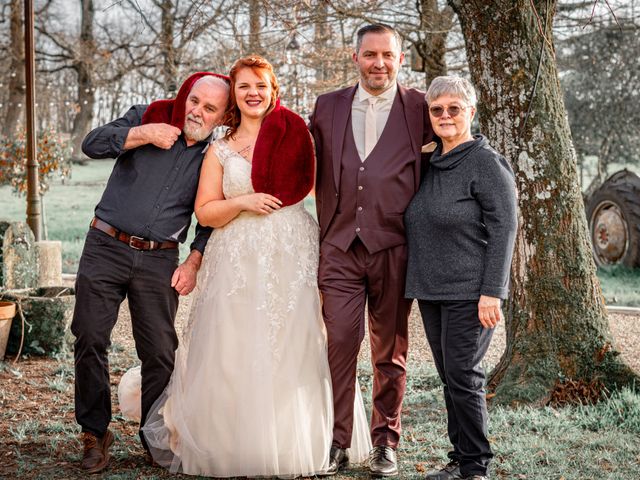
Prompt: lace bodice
<box><xmin>214</xmin><ymin>140</ymin><xmax>256</xmax><ymax>199</ymax></box>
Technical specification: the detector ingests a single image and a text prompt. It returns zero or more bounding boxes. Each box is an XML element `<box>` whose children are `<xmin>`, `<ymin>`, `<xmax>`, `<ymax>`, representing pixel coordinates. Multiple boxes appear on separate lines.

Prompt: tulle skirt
<box><xmin>128</xmin><ymin>206</ymin><xmax>372</xmax><ymax>477</ymax></box>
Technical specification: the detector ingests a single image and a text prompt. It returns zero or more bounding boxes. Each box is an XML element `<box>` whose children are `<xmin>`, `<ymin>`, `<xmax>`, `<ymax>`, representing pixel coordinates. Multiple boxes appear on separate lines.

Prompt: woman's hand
<box><xmin>241</xmin><ymin>193</ymin><xmax>283</xmax><ymax>215</ymax></box>
<box><xmin>478</xmin><ymin>295</ymin><xmax>502</xmax><ymax>329</ymax></box>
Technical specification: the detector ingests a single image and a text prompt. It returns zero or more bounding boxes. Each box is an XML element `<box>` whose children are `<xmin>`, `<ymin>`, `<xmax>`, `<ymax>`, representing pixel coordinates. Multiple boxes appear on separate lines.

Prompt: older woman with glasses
<box><xmin>404</xmin><ymin>76</ymin><xmax>518</xmax><ymax>480</ymax></box>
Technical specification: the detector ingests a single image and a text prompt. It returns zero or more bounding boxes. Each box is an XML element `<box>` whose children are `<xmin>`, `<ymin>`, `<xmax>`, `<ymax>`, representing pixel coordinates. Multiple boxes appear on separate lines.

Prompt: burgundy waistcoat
<box><xmin>323</xmin><ymin>94</ymin><xmax>416</xmax><ymax>254</ymax></box>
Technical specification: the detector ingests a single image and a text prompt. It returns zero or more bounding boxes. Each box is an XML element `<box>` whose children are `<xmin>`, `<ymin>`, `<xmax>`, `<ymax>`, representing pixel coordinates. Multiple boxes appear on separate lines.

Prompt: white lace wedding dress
<box><xmin>140</xmin><ymin>140</ymin><xmax>371</xmax><ymax>477</ymax></box>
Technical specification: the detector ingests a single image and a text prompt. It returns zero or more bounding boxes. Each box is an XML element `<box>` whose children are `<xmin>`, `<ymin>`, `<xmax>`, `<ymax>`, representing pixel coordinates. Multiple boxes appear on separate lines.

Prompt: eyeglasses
<box><xmin>428</xmin><ymin>105</ymin><xmax>470</xmax><ymax>118</ymax></box>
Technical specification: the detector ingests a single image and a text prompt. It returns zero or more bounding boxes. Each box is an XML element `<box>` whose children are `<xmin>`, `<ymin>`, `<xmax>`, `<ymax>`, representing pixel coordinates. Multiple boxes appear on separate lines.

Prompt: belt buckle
<box><xmin>128</xmin><ymin>235</ymin><xmax>146</xmax><ymax>250</ymax></box>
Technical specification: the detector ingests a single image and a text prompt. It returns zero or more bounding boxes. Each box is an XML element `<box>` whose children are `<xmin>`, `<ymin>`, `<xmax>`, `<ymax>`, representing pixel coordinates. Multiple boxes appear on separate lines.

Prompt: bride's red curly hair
<box><xmin>223</xmin><ymin>55</ymin><xmax>280</xmax><ymax>140</ymax></box>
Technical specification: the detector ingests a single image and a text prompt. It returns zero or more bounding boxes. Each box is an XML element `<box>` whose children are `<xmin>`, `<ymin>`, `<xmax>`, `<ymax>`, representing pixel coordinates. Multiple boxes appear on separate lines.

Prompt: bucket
<box><xmin>0</xmin><ymin>301</ymin><xmax>16</xmax><ymax>360</ymax></box>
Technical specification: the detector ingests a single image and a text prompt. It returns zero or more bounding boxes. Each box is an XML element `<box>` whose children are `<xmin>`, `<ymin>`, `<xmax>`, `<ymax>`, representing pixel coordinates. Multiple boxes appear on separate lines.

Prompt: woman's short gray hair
<box><xmin>426</xmin><ymin>75</ymin><xmax>477</xmax><ymax>107</ymax></box>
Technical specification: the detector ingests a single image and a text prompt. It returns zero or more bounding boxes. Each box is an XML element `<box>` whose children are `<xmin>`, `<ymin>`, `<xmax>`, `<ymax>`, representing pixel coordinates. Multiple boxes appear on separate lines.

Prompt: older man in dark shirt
<box><xmin>71</xmin><ymin>73</ymin><xmax>230</xmax><ymax>474</ymax></box>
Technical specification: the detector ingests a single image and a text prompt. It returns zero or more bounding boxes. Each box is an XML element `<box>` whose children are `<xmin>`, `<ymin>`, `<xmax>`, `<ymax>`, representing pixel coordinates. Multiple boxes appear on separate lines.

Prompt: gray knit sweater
<box><xmin>404</xmin><ymin>134</ymin><xmax>518</xmax><ymax>301</ymax></box>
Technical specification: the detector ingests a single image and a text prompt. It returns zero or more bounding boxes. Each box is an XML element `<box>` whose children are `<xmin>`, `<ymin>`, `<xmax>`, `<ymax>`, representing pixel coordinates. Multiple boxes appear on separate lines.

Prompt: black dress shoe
<box><xmin>426</xmin><ymin>460</ymin><xmax>461</xmax><ymax>479</ymax></box>
<box><xmin>144</xmin><ymin>451</ymin><xmax>160</xmax><ymax>467</ymax></box>
<box><xmin>369</xmin><ymin>445</ymin><xmax>398</xmax><ymax>477</ymax></box>
<box><xmin>324</xmin><ymin>445</ymin><xmax>349</xmax><ymax>476</ymax></box>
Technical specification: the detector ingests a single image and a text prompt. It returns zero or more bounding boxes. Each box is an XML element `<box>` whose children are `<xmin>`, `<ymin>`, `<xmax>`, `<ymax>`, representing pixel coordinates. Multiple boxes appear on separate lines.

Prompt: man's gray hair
<box><xmin>426</xmin><ymin>76</ymin><xmax>477</xmax><ymax>107</ymax></box>
<box><xmin>192</xmin><ymin>75</ymin><xmax>230</xmax><ymax>92</ymax></box>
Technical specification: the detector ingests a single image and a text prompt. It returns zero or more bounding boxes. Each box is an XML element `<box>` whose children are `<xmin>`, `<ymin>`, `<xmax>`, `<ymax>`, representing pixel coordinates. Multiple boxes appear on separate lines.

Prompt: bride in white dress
<box><xmin>139</xmin><ymin>56</ymin><xmax>371</xmax><ymax>477</ymax></box>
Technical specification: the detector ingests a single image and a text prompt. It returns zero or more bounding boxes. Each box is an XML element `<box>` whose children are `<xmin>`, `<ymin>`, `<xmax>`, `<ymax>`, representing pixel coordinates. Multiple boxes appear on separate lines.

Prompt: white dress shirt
<box><xmin>351</xmin><ymin>82</ymin><xmax>398</xmax><ymax>161</ymax></box>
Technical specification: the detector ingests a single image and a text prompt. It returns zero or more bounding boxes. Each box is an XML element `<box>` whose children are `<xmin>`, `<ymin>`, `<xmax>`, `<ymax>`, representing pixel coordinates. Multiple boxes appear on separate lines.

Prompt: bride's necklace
<box><xmin>234</xmin><ymin>126</ymin><xmax>257</xmax><ymax>160</ymax></box>
<box><xmin>237</xmin><ymin>143</ymin><xmax>253</xmax><ymax>159</ymax></box>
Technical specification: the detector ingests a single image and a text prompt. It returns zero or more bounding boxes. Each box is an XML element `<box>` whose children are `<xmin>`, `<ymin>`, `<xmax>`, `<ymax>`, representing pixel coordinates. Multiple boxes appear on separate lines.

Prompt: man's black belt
<box><xmin>90</xmin><ymin>217</ymin><xmax>178</xmax><ymax>251</ymax></box>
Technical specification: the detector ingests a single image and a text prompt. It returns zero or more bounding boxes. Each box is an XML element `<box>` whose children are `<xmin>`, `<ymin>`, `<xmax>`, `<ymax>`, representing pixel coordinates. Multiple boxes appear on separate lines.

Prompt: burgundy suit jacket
<box><xmin>309</xmin><ymin>83</ymin><xmax>434</xmax><ymax>241</ymax></box>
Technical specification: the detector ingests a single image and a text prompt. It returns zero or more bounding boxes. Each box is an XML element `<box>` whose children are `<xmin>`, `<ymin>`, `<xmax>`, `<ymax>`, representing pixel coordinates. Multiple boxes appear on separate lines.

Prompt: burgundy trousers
<box><xmin>318</xmin><ymin>238</ymin><xmax>411</xmax><ymax>449</ymax></box>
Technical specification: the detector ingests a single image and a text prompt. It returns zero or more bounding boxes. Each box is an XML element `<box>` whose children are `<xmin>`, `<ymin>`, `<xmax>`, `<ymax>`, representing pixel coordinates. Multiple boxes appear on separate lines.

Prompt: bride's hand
<box><xmin>242</xmin><ymin>193</ymin><xmax>283</xmax><ymax>215</ymax></box>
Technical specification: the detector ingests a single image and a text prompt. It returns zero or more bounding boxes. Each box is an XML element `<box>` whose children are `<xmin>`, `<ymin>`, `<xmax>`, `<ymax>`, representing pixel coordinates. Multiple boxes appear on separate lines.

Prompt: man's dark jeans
<box><xmin>418</xmin><ymin>300</ymin><xmax>494</xmax><ymax>477</ymax></box>
<box><xmin>71</xmin><ymin>228</ymin><xmax>179</xmax><ymax>448</ymax></box>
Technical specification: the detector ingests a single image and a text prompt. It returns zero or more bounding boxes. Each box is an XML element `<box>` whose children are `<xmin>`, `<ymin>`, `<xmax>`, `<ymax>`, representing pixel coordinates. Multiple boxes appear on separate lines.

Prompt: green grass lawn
<box><xmin>1</xmin><ymin>160</ymin><xmax>639</xmax><ymax>307</ymax></box>
<box><xmin>598</xmin><ymin>265</ymin><xmax>640</xmax><ymax>307</ymax></box>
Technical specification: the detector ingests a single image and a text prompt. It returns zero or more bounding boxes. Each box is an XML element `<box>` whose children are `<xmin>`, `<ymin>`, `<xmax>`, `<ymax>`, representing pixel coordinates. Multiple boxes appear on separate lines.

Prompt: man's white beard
<box><xmin>184</xmin><ymin>115</ymin><xmax>212</xmax><ymax>142</ymax></box>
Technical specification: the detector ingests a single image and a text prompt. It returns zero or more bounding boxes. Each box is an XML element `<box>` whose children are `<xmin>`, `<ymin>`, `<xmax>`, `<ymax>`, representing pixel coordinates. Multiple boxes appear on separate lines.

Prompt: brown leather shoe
<box><xmin>81</xmin><ymin>429</ymin><xmax>114</xmax><ymax>473</ymax></box>
<box><xmin>369</xmin><ymin>445</ymin><xmax>398</xmax><ymax>477</ymax></box>
<box><xmin>323</xmin><ymin>445</ymin><xmax>349</xmax><ymax>476</ymax></box>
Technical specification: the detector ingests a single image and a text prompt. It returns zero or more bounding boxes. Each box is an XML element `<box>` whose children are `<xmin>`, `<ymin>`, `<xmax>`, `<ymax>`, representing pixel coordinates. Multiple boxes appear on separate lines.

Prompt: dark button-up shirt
<box><xmin>81</xmin><ymin>105</ymin><xmax>212</xmax><ymax>253</ymax></box>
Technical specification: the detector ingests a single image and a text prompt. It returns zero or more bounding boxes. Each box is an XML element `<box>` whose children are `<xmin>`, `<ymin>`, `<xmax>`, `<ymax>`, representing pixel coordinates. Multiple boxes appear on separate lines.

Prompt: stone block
<box><xmin>36</xmin><ymin>240</ymin><xmax>62</xmax><ymax>287</ymax></box>
<box><xmin>2</xmin><ymin>222</ymin><xmax>38</xmax><ymax>290</ymax></box>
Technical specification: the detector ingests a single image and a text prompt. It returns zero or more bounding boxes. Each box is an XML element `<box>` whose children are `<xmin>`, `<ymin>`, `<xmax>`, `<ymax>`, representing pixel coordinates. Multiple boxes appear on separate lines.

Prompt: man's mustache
<box><xmin>186</xmin><ymin>113</ymin><xmax>203</xmax><ymax>126</ymax></box>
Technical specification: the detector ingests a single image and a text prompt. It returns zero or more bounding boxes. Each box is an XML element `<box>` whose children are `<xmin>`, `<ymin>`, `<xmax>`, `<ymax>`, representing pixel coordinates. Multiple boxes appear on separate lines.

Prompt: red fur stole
<box><xmin>251</xmin><ymin>100</ymin><xmax>315</xmax><ymax>207</ymax></box>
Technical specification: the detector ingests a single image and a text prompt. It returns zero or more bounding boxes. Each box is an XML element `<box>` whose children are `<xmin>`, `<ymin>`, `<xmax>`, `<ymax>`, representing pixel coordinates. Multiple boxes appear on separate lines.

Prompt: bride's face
<box><xmin>234</xmin><ymin>67</ymin><xmax>273</xmax><ymax>120</ymax></box>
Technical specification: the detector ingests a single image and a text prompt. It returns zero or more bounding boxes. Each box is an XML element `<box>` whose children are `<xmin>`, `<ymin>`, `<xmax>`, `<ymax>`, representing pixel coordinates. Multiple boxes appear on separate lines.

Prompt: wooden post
<box><xmin>24</xmin><ymin>0</ymin><xmax>41</xmax><ymax>241</ymax></box>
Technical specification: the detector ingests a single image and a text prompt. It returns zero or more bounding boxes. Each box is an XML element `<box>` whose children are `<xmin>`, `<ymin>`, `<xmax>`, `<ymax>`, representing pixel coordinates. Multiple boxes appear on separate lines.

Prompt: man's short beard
<box><xmin>360</xmin><ymin>67</ymin><xmax>396</xmax><ymax>93</ymax></box>
<box><xmin>364</xmin><ymin>79</ymin><xmax>391</xmax><ymax>92</ymax></box>
<box><xmin>184</xmin><ymin>125</ymin><xmax>212</xmax><ymax>142</ymax></box>
<box><xmin>183</xmin><ymin>116</ymin><xmax>213</xmax><ymax>142</ymax></box>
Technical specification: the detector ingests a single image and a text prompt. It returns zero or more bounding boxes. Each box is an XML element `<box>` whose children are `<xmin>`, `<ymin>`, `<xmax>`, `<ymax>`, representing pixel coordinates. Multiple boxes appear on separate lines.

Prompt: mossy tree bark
<box><xmin>449</xmin><ymin>0</ymin><xmax>637</xmax><ymax>403</ymax></box>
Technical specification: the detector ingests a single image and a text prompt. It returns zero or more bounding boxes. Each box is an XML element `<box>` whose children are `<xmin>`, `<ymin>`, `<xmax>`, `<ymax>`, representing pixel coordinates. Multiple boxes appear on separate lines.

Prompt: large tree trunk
<box><xmin>449</xmin><ymin>0</ymin><xmax>637</xmax><ymax>404</ymax></box>
<box><xmin>3</xmin><ymin>0</ymin><xmax>26</xmax><ymax>137</ymax></box>
<box><xmin>160</xmin><ymin>0</ymin><xmax>177</xmax><ymax>95</ymax></box>
<box><xmin>416</xmin><ymin>0</ymin><xmax>454</xmax><ymax>88</ymax></box>
<box><xmin>70</xmin><ymin>0</ymin><xmax>96</xmax><ymax>160</ymax></box>
<box><xmin>248</xmin><ymin>0</ymin><xmax>262</xmax><ymax>55</ymax></box>
<box><xmin>314</xmin><ymin>0</ymin><xmax>330</xmax><ymax>84</ymax></box>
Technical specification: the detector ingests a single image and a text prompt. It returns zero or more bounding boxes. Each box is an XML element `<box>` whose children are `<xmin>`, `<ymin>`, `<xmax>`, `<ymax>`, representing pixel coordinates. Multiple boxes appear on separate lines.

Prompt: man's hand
<box><xmin>171</xmin><ymin>250</ymin><xmax>203</xmax><ymax>296</ymax></box>
<box><xmin>142</xmin><ymin>123</ymin><xmax>181</xmax><ymax>149</ymax></box>
<box><xmin>478</xmin><ymin>295</ymin><xmax>502</xmax><ymax>329</ymax></box>
<box><xmin>125</xmin><ymin>123</ymin><xmax>181</xmax><ymax>151</ymax></box>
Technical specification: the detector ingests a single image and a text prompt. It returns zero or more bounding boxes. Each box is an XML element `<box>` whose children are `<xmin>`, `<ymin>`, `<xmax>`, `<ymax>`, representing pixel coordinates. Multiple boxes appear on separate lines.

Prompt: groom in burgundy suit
<box><xmin>309</xmin><ymin>23</ymin><xmax>435</xmax><ymax>477</ymax></box>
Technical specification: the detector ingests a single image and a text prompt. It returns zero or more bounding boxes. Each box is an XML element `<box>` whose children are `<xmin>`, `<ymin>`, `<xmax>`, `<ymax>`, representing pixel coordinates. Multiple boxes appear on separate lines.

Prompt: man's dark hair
<box><xmin>355</xmin><ymin>24</ymin><xmax>402</xmax><ymax>53</ymax></box>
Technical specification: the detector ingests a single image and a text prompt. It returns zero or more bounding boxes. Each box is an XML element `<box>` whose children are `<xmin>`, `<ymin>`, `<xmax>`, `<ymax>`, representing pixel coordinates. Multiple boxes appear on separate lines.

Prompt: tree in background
<box><xmin>560</xmin><ymin>22</ymin><xmax>640</xmax><ymax>191</ymax></box>
<box><xmin>69</xmin><ymin>0</ymin><xmax>96</xmax><ymax>162</ymax></box>
<box><xmin>121</xmin><ymin>0</ymin><xmax>228</xmax><ymax>96</ymax></box>
<box><xmin>0</xmin><ymin>129</ymin><xmax>71</xmax><ymax>195</ymax></box>
<box><xmin>274</xmin><ymin>0</ymin><xmax>357</xmax><ymax>108</ymax></box>
<box><xmin>2</xmin><ymin>0</ymin><xmax>25</xmax><ymax>137</ymax></box>
<box><xmin>450</xmin><ymin>0</ymin><xmax>638</xmax><ymax>404</ymax></box>
<box><xmin>35</xmin><ymin>0</ymin><xmax>148</xmax><ymax>160</ymax></box>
